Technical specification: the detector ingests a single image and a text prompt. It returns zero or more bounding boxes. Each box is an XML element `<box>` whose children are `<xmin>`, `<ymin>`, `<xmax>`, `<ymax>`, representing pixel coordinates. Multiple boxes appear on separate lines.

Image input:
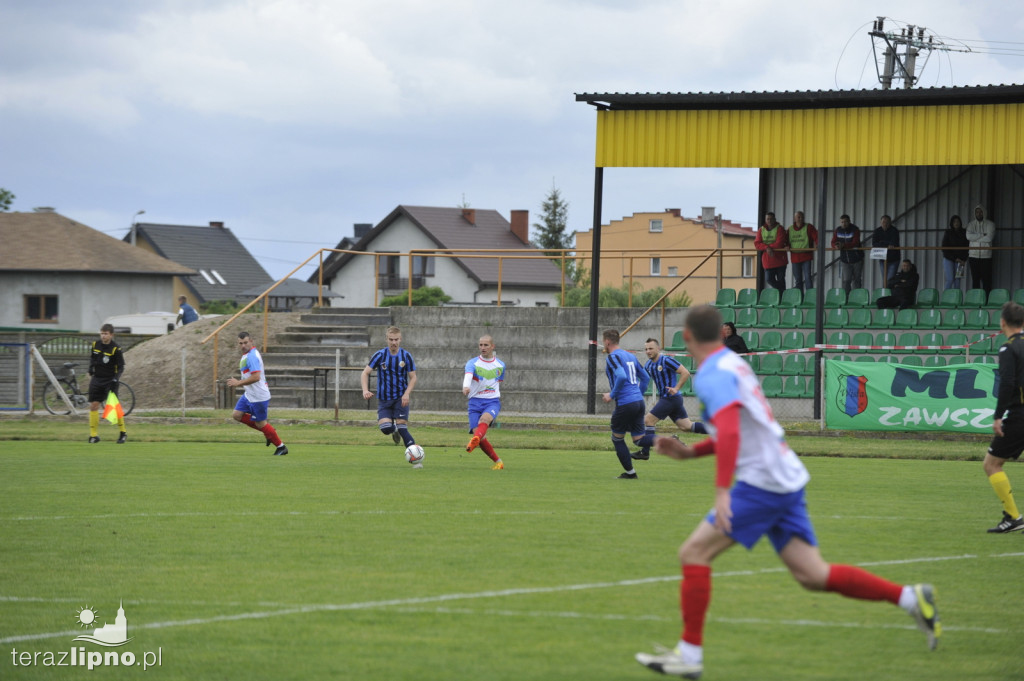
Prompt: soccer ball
<box><xmin>405</xmin><ymin>444</ymin><xmax>425</xmax><ymax>464</ymax></box>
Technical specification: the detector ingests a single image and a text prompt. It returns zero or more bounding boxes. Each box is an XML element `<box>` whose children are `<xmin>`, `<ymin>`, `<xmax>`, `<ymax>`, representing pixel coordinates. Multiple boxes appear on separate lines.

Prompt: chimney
<box><xmin>461</xmin><ymin>208</ymin><xmax>476</xmax><ymax>225</ymax></box>
<box><xmin>353</xmin><ymin>223</ymin><xmax>372</xmax><ymax>238</ymax></box>
<box><xmin>510</xmin><ymin>210</ymin><xmax>529</xmax><ymax>244</ymax></box>
<box><xmin>666</xmin><ymin>208</ymin><xmax>681</xmax><ymax>218</ymax></box>
<box><xmin>209</xmin><ymin>221</ymin><xmax>224</xmax><ymax>229</ymax></box>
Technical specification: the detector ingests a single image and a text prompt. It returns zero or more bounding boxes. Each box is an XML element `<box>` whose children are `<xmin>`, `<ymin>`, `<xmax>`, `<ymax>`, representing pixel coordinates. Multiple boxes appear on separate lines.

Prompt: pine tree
<box><xmin>531</xmin><ymin>184</ymin><xmax>575</xmax><ymax>281</ymax></box>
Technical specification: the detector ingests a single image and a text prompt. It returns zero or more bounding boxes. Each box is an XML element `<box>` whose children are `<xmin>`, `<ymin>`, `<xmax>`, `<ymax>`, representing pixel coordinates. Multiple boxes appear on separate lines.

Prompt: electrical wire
<box><xmin>835</xmin><ymin>21</ymin><xmax>875</xmax><ymax>89</ymax></box>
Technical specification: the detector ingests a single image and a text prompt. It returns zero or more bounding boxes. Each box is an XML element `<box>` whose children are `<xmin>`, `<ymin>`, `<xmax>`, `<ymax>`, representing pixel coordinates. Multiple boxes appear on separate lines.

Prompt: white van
<box><xmin>103</xmin><ymin>312</ymin><xmax>178</xmax><ymax>335</ymax></box>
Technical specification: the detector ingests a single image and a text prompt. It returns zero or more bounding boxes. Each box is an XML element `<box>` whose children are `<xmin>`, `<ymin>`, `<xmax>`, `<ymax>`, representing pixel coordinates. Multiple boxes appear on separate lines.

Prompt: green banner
<box><xmin>824</xmin><ymin>360</ymin><xmax>997</xmax><ymax>433</ymax></box>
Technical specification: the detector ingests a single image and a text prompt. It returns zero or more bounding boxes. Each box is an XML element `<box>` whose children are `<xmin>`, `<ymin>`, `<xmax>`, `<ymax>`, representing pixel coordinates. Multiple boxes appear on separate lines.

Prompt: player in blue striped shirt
<box><xmin>633</xmin><ymin>338</ymin><xmax>707</xmax><ymax>461</ymax></box>
<box><xmin>361</xmin><ymin>326</ymin><xmax>418</xmax><ymax>448</ymax></box>
<box><xmin>602</xmin><ymin>329</ymin><xmax>654</xmax><ymax>479</ymax></box>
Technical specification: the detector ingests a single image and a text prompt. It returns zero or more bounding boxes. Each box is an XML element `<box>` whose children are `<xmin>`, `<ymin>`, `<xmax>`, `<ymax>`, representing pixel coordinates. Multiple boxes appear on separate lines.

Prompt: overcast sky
<box><xmin>3</xmin><ymin>0</ymin><xmax>1024</xmax><ymax>279</ymax></box>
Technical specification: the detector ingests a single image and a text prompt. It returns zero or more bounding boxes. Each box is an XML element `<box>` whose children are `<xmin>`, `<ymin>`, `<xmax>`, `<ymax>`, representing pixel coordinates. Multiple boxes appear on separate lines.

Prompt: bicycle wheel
<box><xmin>42</xmin><ymin>380</ymin><xmax>77</xmax><ymax>415</ymax></box>
<box><xmin>116</xmin><ymin>382</ymin><xmax>136</xmax><ymax>417</ymax></box>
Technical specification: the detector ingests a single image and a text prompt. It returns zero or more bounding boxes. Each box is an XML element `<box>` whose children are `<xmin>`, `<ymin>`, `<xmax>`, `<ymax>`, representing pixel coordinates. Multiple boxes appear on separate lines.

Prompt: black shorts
<box><xmin>610</xmin><ymin>400</ymin><xmax>646</xmax><ymax>437</ymax></box>
<box><xmin>989</xmin><ymin>412</ymin><xmax>1024</xmax><ymax>461</ymax></box>
<box><xmin>88</xmin><ymin>377</ymin><xmax>119</xmax><ymax>403</ymax></box>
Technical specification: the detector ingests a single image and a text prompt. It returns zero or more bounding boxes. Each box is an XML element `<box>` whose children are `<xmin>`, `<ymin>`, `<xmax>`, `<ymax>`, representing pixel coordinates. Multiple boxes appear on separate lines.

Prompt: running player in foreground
<box><xmin>361</xmin><ymin>326</ymin><xmax>418</xmax><ymax>449</ymax></box>
<box><xmin>635</xmin><ymin>305</ymin><xmax>939</xmax><ymax>679</ymax></box>
<box><xmin>463</xmin><ymin>334</ymin><xmax>506</xmax><ymax>469</ymax></box>
<box><xmin>602</xmin><ymin>329</ymin><xmax>653</xmax><ymax>479</ymax></box>
<box><xmin>228</xmin><ymin>331</ymin><xmax>287</xmax><ymax>456</ymax></box>
<box><xmin>633</xmin><ymin>337</ymin><xmax>707</xmax><ymax>461</ymax></box>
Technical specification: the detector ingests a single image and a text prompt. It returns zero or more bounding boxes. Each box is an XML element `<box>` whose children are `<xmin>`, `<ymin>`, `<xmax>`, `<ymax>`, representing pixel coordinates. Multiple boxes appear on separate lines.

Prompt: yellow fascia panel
<box><xmin>595</xmin><ymin>104</ymin><xmax>1024</xmax><ymax>168</ymax></box>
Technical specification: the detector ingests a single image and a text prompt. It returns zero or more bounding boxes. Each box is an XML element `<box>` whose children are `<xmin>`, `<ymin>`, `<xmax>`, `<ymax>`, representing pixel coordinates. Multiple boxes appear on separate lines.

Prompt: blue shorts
<box><xmin>468</xmin><ymin>397</ymin><xmax>501</xmax><ymax>432</ymax></box>
<box><xmin>610</xmin><ymin>400</ymin><xmax>646</xmax><ymax>437</ymax></box>
<box><xmin>650</xmin><ymin>394</ymin><xmax>689</xmax><ymax>423</ymax></box>
<box><xmin>234</xmin><ymin>395</ymin><xmax>269</xmax><ymax>422</ymax></box>
<box><xmin>705</xmin><ymin>481</ymin><xmax>818</xmax><ymax>553</ymax></box>
<box><xmin>377</xmin><ymin>398</ymin><xmax>410</xmax><ymax>422</ymax></box>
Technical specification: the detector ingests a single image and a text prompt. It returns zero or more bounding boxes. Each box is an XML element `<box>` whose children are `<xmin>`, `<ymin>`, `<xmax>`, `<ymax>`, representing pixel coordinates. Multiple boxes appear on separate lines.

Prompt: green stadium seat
<box><xmin>973</xmin><ymin>355</ymin><xmax>997</xmax><ymax>364</ymax></box>
<box><xmin>855</xmin><ymin>355</ymin><xmax>876</xmax><ymax>363</ymax></box>
<box><xmin>878</xmin><ymin>355</ymin><xmax>900</xmax><ymax>364</ymax></box>
<box><xmin>988</xmin><ymin>334</ymin><xmax>1008</xmax><ymax>355</ymax></box>
<box><xmin>937</xmin><ymin>309</ymin><xmax>965</xmax><ymax>330</ymax></box>
<box><xmin>780</xmin><ymin>354</ymin><xmax>807</xmax><ymax>376</ymax></box>
<box><xmin>779</xmin><ymin>288</ymin><xmax>803</xmax><ymax>309</ymax></box>
<box><xmin>680</xmin><ymin>380</ymin><xmax>695</xmax><ymax>396</ymax></box>
<box><xmin>936</xmin><ymin>288</ymin><xmax>963</xmax><ymax>309</ymax></box>
<box><xmin>824</xmin><ymin>288</ymin><xmax>847</xmax><ymax>309</ymax></box>
<box><xmin>715</xmin><ymin>288</ymin><xmax>737</xmax><ymax>308</ymax></box>
<box><xmin>762</xmin><ymin>376</ymin><xmax>783</xmax><ymax>397</ymax></box>
<box><xmin>917</xmin><ymin>309</ymin><xmax>941</xmax><ymax>329</ymax></box>
<box><xmin>875</xmin><ymin>332</ymin><xmax>897</xmax><ymax>349</ymax></box>
<box><xmin>871</xmin><ymin>288</ymin><xmax>891</xmax><ymax>305</ymax></box>
<box><xmin>779</xmin><ymin>308</ymin><xmax>803</xmax><ymax>328</ymax></box>
<box><xmin>719</xmin><ymin>308</ymin><xmax>736</xmax><ymax>325</ymax></box>
<box><xmin>892</xmin><ymin>309</ymin><xmax>919</xmax><ymax>329</ymax></box>
<box><xmin>799</xmin><ymin>288</ymin><xmax>818</xmax><ymax>309</ymax></box>
<box><xmin>967</xmin><ymin>333</ymin><xmax>993</xmax><ymax>355</ymax></box>
<box><xmin>760</xmin><ymin>354</ymin><xmax>784</xmax><ymax>375</ymax></box>
<box><xmin>760</xmin><ymin>331</ymin><xmax>782</xmax><ymax>351</ymax></box>
<box><xmin>736</xmin><ymin>288</ymin><xmax>757</xmax><ymax>308</ymax></box>
<box><xmin>921</xmin><ymin>332</ymin><xmax>944</xmax><ymax>354</ymax></box>
<box><xmin>897</xmin><ymin>332</ymin><xmax>921</xmax><ymax>352</ymax></box>
<box><xmin>676</xmin><ymin>354</ymin><xmax>694</xmax><ymax>372</ymax></box>
<box><xmin>741</xmin><ymin>330</ymin><xmax>759</xmax><ymax>350</ymax></box>
<box><xmin>923</xmin><ymin>355</ymin><xmax>946</xmax><ymax>367</ymax></box>
<box><xmin>848</xmin><ymin>308</ymin><xmax>871</xmax><ymax>328</ymax></box>
<box><xmin>644</xmin><ymin>381</ymin><xmax>655</xmax><ymax>396</ymax></box>
<box><xmin>744</xmin><ymin>355</ymin><xmax>760</xmax><ymax>373</ymax></box>
<box><xmin>945</xmin><ymin>357</ymin><xmax>969</xmax><ymax>366</ymax></box>
<box><xmin>781</xmin><ymin>331</ymin><xmax>805</xmax><ymax>351</ymax></box>
<box><xmin>964</xmin><ymin>308</ymin><xmax>993</xmax><ymax>330</ymax></box>
<box><xmin>827</xmin><ymin>331</ymin><xmax>852</xmax><ymax>347</ymax></box>
<box><xmin>799</xmin><ymin>308</ymin><xmax>818</xmax><ymax>328</ymax></box>
<box><xmin>916</xmin><ymin>288</ymin><xmax>940</xmax><ymax>308</ymax></box>
<box><xmin>824</xmin><ymin>308</ymin><xmax>849</xmax><ymax>329</ymax></box>
<box><xmin>868</xmin><ymin>308</ymin><xmax>895</xmax><ymax>329</ymax></box>
<box><xmin>900</xmin><ymin>355</ymin><xmax>923</xmax><ymax>366</ymax></box>
<box><xmin>737</xmin><ymin>307</ymin><xmax>757</xmax><ymax>327</ymax></box>
<box><xmin>846</xmin><ymin>288</ymin><xmax>870</xmax><ymax>308</ymax></box>
<box><xmin>942</xmin><ymin>332</ymin><xmax>969</xmax><ymax>356</ymax></box>
<box><xmin>851</xmin><ymin>331</ymin><xmax>874</xmax><ymax>353</ymax></box>
<box><xmin>758</xmin><ymin>307</ymin><xmax>781</xmax><ymax>328</ymax></box>
<box><xmin>756</xmin><ymin>288</ymin><xmax>781</xmax><ymax>309</ymax></box>
<box><xmin>666</xmin><ymin>331</ymin><xmax>685</xmax><ymax>351</ymax></box>
<box><xmin>1015</xmin><ymin>289</ymin><xmax>1024</xmax><ymax>306</ymax></box>
<box><xmin>831</xmin><ymin>354</ymin><xmax>853</xmax><ymax>362</ymax></box>
<box><xmin>986</xmin><ymin>288</ymin><xmax>1011</xmax><ymax>309</ymax></box>
<box><xmin>781</xmin><ymin>375</ymin><xmax>808</xmax><ymax>398</ymax></box>
<box><xmin>963</xmin><ymin>288</ymin><xmax>987</xmax><ymax>308</ymax></box>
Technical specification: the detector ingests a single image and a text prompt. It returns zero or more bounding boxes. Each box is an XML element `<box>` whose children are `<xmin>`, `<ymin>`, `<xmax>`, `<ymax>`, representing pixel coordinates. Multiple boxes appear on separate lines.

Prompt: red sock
<box><xmin>259</xmin><ymin>423</ymin><xmax>282</xmax><ymax>447</ymax></box>
<box><xmin>239</xmin><ymin>414</ymin><xmax>262</xmax><ymax>431</ymax></box>
<box><xmin>680</xmin><ymin>564</ymin><xmax>711</xmax><ymax>646</ymax></box>
<box><xmin>479</xmin><ymin>438</ymin><xmax>500</xmax><ymax>462</ymax></box>
<box><xmin>825</xmin><ymin>564</ymin><xmax>901</xmax><ymax>604</ymax></box>
<box><xmin>473</xmin><ymin>422</ymin><xmax>490</xmax><ymax>439</ymax></box>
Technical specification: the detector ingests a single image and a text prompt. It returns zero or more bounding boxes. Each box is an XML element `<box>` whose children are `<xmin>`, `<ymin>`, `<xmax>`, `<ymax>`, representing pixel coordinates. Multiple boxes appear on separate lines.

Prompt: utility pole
<box><xmin>868</xmin><ymin>17</ymin><xmax>969</xmax><ymax>90</ymax></box>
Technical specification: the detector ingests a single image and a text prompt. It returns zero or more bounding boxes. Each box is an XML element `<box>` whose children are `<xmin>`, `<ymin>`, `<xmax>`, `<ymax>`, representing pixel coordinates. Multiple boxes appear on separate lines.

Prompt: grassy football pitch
<box><xmin>1</xmin><ymin>418</ymin><xmax>1022</xmax><ymax>680</ymax></box>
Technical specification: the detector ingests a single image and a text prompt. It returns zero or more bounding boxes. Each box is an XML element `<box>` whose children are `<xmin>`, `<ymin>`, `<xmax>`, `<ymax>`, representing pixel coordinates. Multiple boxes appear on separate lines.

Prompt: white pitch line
<box><xmin>3</xmin><ymin>551</ymin><xmax>1020</xmax><ymax>645</ymax></box>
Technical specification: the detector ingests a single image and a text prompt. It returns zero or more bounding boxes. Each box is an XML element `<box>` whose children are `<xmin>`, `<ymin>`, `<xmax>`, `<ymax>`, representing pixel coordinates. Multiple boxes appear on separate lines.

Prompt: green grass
<box><xmin>0</xmin><ymin>420</ymin><xmax>1021</xmax><ymax>680</ymax></box>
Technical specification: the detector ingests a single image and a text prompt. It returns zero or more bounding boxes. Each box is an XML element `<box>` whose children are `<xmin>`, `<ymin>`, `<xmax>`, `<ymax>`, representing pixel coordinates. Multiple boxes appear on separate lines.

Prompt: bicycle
<box><xmin>42</xmin><ymin>362</ymin><xmax>136</xmax><ymax>416</ymax></box>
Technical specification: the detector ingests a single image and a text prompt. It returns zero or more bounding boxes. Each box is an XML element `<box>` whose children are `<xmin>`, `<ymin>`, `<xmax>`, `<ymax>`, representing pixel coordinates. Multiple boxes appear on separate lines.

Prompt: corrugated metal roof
<box><xmin>130</xmin><ymin>223</ymin><xmax>273</xmax><ymax>303</ymax></box>
<box><xmin>0</xmin><ymin>212</ymin><xmax>195</xmax><ymax>275</ymax></box>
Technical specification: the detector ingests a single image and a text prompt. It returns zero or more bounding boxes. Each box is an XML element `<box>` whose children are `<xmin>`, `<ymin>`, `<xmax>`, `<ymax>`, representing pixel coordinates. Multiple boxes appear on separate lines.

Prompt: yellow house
<box><xmin>574</xmin><ymin>209</ymin><xmax>757</xmax><ymax>305</ymax></box>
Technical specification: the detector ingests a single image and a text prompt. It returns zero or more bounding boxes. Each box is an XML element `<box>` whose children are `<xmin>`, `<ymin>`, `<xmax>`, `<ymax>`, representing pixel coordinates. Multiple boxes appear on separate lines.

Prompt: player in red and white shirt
<box><xmin>635</xmin><ymin>306</ymin><xmax>939</xmax><ymax>679</ymax></box>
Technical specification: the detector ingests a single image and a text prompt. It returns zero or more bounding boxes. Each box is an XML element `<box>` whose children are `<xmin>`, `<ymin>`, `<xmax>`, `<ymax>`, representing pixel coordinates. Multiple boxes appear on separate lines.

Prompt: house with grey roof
<box><xmin>0</xmin><ymin>211</ymin><xmax>195</xmax><ymax>332</ymax></box>
<box><xmin>313</xmin><ymin>206</ymin><xmax>567</xmax><ymax>307</ymax></box>
<box><xmin>126</xmin><ymin>221</ymin><xmax>273</xmax><ymax>305</ymax></box>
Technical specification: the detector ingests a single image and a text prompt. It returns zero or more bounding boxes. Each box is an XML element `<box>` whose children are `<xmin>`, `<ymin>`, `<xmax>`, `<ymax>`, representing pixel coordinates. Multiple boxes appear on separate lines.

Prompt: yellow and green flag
<box><xmin>102</xmin><ymin>391</ymin><xmax>124</xmax><ymax>424</ymax></box>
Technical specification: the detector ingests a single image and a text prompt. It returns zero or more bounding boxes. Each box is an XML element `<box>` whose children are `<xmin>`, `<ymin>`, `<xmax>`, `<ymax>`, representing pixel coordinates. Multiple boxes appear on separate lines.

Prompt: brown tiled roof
<box><xmin>0</xmin><ymin>212</ymin><xmax>195</xmax><ymax>275</ymax></box>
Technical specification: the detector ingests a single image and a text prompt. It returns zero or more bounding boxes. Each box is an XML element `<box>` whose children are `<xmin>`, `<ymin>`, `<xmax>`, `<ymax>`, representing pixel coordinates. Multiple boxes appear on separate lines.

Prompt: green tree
<box><xmin>562</xmin><ymin>283</ymin><xmax>692</xmax><ymax>308</ymax></box>
<box><xmin>531</xmin><ymin>183</ymin><xmax>575</xmax><ymax>281</ymax></box>
<box><xmin>0</xmin><ymin>188</ymin><xmax>15</xmax><ymax>211</ymax></box>
<box><xmin>379</xmin><ymin>286</ymin><xmax>452</xmax><ymax>307</ymax></box>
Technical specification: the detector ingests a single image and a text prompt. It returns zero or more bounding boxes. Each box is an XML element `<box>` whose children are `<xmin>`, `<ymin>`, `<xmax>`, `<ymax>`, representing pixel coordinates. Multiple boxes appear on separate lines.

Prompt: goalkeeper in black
<box><xmin>983</xmin><ymin>301</ymin><xmax>1024</xmax><ymax>533</ymax></box>
<box><xmin>87</xmin><ymin>323</ymin><xmax>127</xmax><ymax>444</ymax></box>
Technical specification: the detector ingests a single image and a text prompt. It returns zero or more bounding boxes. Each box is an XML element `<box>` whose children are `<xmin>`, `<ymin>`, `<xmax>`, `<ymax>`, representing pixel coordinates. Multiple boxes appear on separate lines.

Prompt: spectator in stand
<box><xmin>755</xmin><ymin>211</ymin><xmax>788</xmax><ymax>291</ymax></box>
<box><xmin>966</xmin><ymin>205</ymin><xmax>996</xmax><ymax>294</ymax></box>
<box><xmin>788</xmin><ymin>211</ymin><xmax>818</xmax><ymax>292</ymax></box>
<box><xmin>873</xmin><ymin>215</ymin><xmax>901</xmax><ymax>285</ymax></box>
<box><xmin>940</xmin><ymin>215</ymin><xmax>969</xmax><ymax>291</ymax></box>
<box><xmin>831</xmin><ymin>214</ymin><xmax>863</xmax><ymax>294</ymax></box>
<box><xmin>722</xmin><ymin>322</ymin><xmax>749</xmax><ymax>354</ymax></box>
<box><xmin>876</xmin><ymin>260</ymin><xmax>919</xmax><ymax>310</ymax></box>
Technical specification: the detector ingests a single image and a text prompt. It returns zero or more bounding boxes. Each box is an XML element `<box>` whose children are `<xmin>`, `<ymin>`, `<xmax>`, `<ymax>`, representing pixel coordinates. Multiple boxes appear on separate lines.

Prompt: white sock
<box><xmin>897</xmin><ymin>585</ymin><xmax>916</xmax><ymax>612</ymax></box>
<box><xmin>675</xmin><ymin>640</ymin><xmax>702</xmax><ymax>664</ymax></box>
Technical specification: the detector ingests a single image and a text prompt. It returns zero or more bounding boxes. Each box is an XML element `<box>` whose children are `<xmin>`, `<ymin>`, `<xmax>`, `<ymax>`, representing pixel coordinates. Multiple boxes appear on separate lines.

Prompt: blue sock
<box><xmin>640</xmin><ymin>426</ymin><xmax>656</xmax><ymax>454</ymax></box>
<box><xmin>692</xmin><ymin>422</ymin><xmax>708</xmax><ymax>435</ymax></box>
<box><xmin>612</xmin><ymin>436</ymin><xmax>635</xmax><ymax>473</ymax></box>
<box><xmin>379</xmin><ymin>422</ymin><xmax>395</xmax><ymax>436</ymax></box>
<box><xmin>396</xmin><ymin>424</ymin><xmax>415</xmax><ymax>446</ymax></box>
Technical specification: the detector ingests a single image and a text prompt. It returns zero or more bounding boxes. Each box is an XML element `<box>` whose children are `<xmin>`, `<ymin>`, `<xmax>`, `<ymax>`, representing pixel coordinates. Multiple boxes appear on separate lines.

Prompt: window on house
<box><xmin>210</xmin><ymin>269</ymin><xmax>227</xmax><ymax>285</ymax></box>
<box><xmin>24</xmin><ymin>294</ymin><xmax>58</xmax><ymax>323</ymax></box>
<box><xmin>742</xmin><ymin>255</ymin><xmax>755</xmax><ymax>277</ymax></box>
<box><xmin>198</xmin><ymin>269</ymin><xmax>216</xmax><ymax>285</ymax></box>
<box><xmin>649</xmin><ymin>219</ymin><xmax>663</xmax><ymax>233</ymax></box>
<box><xmin>667</xmin><ymin>266</ymin><xmax>678</xmax><ymax>277</ymax></box>
<box><xmin>411</xmin><ymin>256</ymin><xmax>435</xmax><ymax>277</ymax></box>
<box><xmin>650</xmin><ymin>257</ymin><xmax>661</xmax><ymax>276</ymax></box>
